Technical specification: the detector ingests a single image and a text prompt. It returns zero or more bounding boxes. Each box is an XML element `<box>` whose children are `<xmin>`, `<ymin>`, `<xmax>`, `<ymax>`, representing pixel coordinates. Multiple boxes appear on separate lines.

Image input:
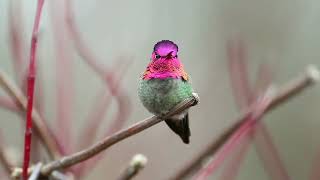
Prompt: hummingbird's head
<box><xmin>142</xmin><ymin>40</ymin><xmax>187</xmax><ymax>80</ymax></box>
<box><xmin>151</xmin><ymin>40</ymin><xmax>178</xmax><ymax>61</ymax></box>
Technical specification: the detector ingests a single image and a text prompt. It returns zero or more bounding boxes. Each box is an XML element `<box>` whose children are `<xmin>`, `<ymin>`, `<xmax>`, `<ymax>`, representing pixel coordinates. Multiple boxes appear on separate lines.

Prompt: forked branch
<box><xmin>40</xmin><ymin>93</ymin><xmax>199</xmax><ymax>175</ymax></box>
<box><xmin>0</xmin><ymin>70</ymin><xmax>62</xmax><ymax>159</ymax></box>
<box><xmin>173</xmin><ymin>65</ymin><xmax>319</xmax><ymax>179</ymax></box>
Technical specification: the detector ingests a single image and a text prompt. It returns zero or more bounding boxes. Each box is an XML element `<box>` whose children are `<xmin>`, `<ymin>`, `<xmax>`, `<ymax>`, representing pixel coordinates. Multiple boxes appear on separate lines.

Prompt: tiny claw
<box><xmin>192</xmin><ymin>93</ymin><xmax>200</xmax><ymax>106</ymax></box>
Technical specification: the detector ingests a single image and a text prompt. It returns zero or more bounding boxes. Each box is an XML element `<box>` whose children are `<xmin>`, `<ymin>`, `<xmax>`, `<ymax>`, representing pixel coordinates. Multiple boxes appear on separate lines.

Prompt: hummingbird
<box><xmin>138</xmin><ymin>40</ymin><xmax>194</xmax><ymax>144</ymax></box>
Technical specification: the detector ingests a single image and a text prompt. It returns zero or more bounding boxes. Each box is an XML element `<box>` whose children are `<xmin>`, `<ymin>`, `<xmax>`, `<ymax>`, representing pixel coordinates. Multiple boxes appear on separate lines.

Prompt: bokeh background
<box><xmin>0</xmin><ymin>0</ymin><xmax>320</xmax><ymax>179</ymax></box>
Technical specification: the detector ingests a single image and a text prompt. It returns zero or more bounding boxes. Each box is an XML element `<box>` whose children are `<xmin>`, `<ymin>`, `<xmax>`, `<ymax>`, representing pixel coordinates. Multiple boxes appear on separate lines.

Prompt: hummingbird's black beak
<box><xmin>166</xmin><ymin>51</ymin><xmax>174</xmax><ymax>59</ymax></box>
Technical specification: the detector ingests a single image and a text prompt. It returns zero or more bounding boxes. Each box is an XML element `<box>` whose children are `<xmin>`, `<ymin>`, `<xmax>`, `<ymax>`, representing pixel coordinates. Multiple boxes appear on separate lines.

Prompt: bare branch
<box><xmin>0</xmin><ymin>70</ymin><xmax>62</xmax><ymax>159</ymax></box>
<box><xmin>226</xmin><ymin>39</ymin><xmax>288</xmax><ymax>180</ymax></box>
<box><xmin>49</xmin><ymin>0</ymin><xmax>75</xmax><ymax>154</ymax></box>
<box><xmin>8</xmin><ymin>0</ymin><xmax>27</xmax><ymax>84</ymax></box>
<box><xmin>28</xmin><ymin>163</ymin><xmax>42</xmax><ymax>180</ymax></box>
<box><xmin>253</xmin><ymin>123</ymin><xmax>290</xmax><ymax>180</ymax></box>
<box><xmin>253</xmin><ymin>63</ymin><xmax>273</xmax><ymax>97</ymax></box>
<box><xmin>218</xmin><ymin>130</ymin><xmax>252</xmax><ymax>180</ymax></box>
<box><xmin>40</xmin><ymin>93</ymin><xmax>199</xmax><ymax>175</ymax></box>
<box><xmin>64</xmin><ymin>0</ymin><xmax>133</xmax><ymax>175</ymax></box>
<box><xmin>0</xmin><ymin>134</ymin><xmax>14</xmax><ymax>177</ymax></box>
<box><xmin>195</xmin><ymin>87</ymin><xmax>276</xmax><ymax>179</ymax></box>
<box><xmin>0</xmin><ymin>96</ymin><xmax>20</xmax><ymax>111</ymax></box>
<box><xmin>50</xmin><ymin>171</ymin><xmax>74</xmax><ymax>180</ymax></box>
<box><xmin>172</xmin><ymin>65</ymin><xmax>319</xmax><ymax>179</ymax></box>
<box><xmin>77</xmin><ymin>60</ymin><xmax>131</xmax><ymax>150</ymax></box>
<box><xmin>227</xmin><ymin>39</ymin><xmax>253</xmax><ymax>108</ymax></box>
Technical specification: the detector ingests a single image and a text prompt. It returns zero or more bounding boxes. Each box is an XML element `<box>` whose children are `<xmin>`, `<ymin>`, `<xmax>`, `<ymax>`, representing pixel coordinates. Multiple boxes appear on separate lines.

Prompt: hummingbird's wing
<box><xmin>165</xmin><ymin>113</ymin><xmax>191</xmax><ymax>144</ymax></box>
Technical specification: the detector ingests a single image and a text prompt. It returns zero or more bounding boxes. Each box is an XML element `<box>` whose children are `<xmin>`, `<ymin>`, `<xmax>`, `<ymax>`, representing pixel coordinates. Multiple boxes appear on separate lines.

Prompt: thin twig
<box><xmin>77</xmin><ymin>60</ymin><xmax>131</xmax><ymax>150</ymax></box>
<box><xmin>40</xmin><ymin>93</ymin><xmax>199</xmax><ymax>175</ymax></box>
<box><xmin>65</xmin><ymin>0</ymin><xmax>132</xmax><ymax>141</ymax></box>
<box><xmin>75</xmin><ymin>61</ymin><xmax>132</xmax><ymax>176</ymax></box>
<box><xmin>251</xmin><ymin>65</ymin><xmax>287</xmax><ymax>180</ymax></box>
<box><xmin>118</xmin><ymin>154</ymin><xmax>148</xmax><ymax>180</ymax></box>
<box><xmin>8</xmin><ymin>0</ymin><xmax>26</xmax><ymax>85</ymax></box>
<box><xmin>223</xmin><ymin>40</ymin><xmax>254</xmax><ymax>180</ymax></box>
<box><xmin>103</xmin><ymin>59</ymin><xmax>132</xmax><ymax>136</ymax></box>
<box><xmin>253</xmin><ymin>123</ymin><xmax>290</xmax><ymax>180</ymax></box>
<box><xmin>0</xmin><ymin>70</ymin><xmax>62</xmax><ymax>159</ymax></box>
<box><xmin>172</xmin><ymin>65</ymin><xmax>319</xmax><ymax>179</ymax></box>
<box><xmin>49</xmin><ymin>0</ymin><xmax>74</xmax><ymax>154</ymax></box>
<box><xmin>0</xmin><ymin>133</ymin><xmax>14</xmax><ymax>177</ymax></box>
<box><xmin>218</xmin><ymin>130</ymin><xmax>253</xmax><ymax>180</ymax></box>
<box><xmin>226</xmin><ymin>39</ymin><xmax>289</xmax><ymax>180</ymax></box>
<box><xmin>11</xmin><ymin>165</ymin><xmax>62</xmax><ymax>180</ymax></box>
<box><xmin>65</xmin><ymin>0</ymin><xmax>107</xmax><ymax>79</ymax></box>
<box><xmin>22</xmin><ymin>0</ymin><xmax>45</xmax><ymax>179</ymax></box>
<box><xmin>195</xmin><ymin>87</ymin><xmax>276</xmax><ymax>179</ymax></box>
<box><xmin>50</xmin><ymin>171</ymin><xmax>73</xmax><ymax>180</ymax></box>
<box><xmin>34</xmin><ymin>58</ymin><xmax>46</xmax><ymax>123</ymax></box>
<box><xmin>0</xmin><ymin>96</ymin><xmax>20</xmax><ymax>111</ymax></box>
<box><xmin>77</xmin><ymin>89</ymin><xmax>112</xmax><ymax>149</ymax></box>
<box><xmin>253</xmin><ymin>63</ymin><xmax>273</xmax><ymax>97</ymax></box>
<box><xmin>227</xmin><ymin>39</ymin><xmax>253</xmax><ymax>108</ymax></box>
<box><xmin>221</xmin><ymin>117</ymin><xmax>290</xmax><ymax>180</ymax></box>
<box><xmin>65</xmin><ymin>0</ymin><xmax>130</xmax><ymax>174</ymax></box>
<box><xmin>28</xmin><ymin>163</ymin><xmax>42</xmax><ymax>180</ymax></box>
<box><xmin>64</xmin><ymin>0</ymin><xmax>132</xmax><ymax>112</ymax></box>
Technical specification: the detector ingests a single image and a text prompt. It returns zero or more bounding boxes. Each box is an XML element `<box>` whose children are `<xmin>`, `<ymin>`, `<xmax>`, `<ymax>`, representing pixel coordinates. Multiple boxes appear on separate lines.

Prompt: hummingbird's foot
<box><xmin>157</xmin><ymin>110</ymin><xmax>170</xmax><ymax>119</ymax></box>
<box><xmin>191</xmin><ymin>93</ymin><xmax>200</xmax><ymax>106</ymax></box>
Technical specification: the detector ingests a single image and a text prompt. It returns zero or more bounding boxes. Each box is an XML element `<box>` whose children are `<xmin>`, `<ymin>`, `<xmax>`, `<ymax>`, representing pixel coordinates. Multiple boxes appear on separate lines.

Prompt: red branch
<box><xmin>77</xmin><ymin>60</ymin><xmax>130</xmax><ymax>150</ymax></box>
<box><xmin>195</xmin><ymin>89</ymin><xmax>274</xmax><ymax>179</ymax></box>
<box><xmin>253</xmin><ymin>124</ymin><xmax>290</xmax><ymax>179</ymax></box>
<box><xmin>40</xmin><ymin>95</ymin><xmax>198</xmax><ymax>175</ymax></box>
<box><xmin>227</xmin><ymin>39</ymin><xmax>253</xmax><ymax>108</ymax></box>
<box><xmin>219</xmin><ymin>130</ymin><xmax>253</xmax><ymax>180</ymax></box>
<box><xmin>48</xmin><ymin>0</ymin><xmax>74</xmax><ymax>154</ymax></box>
<box><xmin>0</xmin><ymin>96</ymin><xmax>20</xmax><ymax>111</ymax></box>
<box><xmin>172</xmin><ymin>65</ymin><xmax>318</xmax><ymax>179</ymax></box>
<box><xmin>64</xmin><ymin>0</ymin><xmax>132</xmax><ymax>176</ymax></box>
<box><xmin>78</xmin><ymin>83</ymin><xmax>132</xmax><ymax>177</ymax></box>
<box><xmin>22</xmin><ymin>0</ymin><xmax>44</xmax><ymax>179</ymax></box>
<box><xmin>103</xmin><ymin>60</ymin><xmax>132</xmax><ymax>136</ymax></box>
<box><xmin>253</xmin><ymin>64</ymin><xmax>273</xmax><ymax>97</ymax></box>
<box><xmin>224</xmin><ymin>39</ymin><xmax>288</xmax><ymax>180</ymax></box>
<box><xmin>223</xmin><ymin>39</ymin><xmax>257</xmax><ymax>180</ymax></box>
<box><xmin>65</xmin><ymin>0</ymin><xmax>107</xmax><ymax>78</ymax></box>
<box><xmin>8</xmin><ymin>0</ymin><xmax>26</xmax><ymax>85</ymax></box>
<box><xmin>74</xmin><ymin>61</ymin><xmax>131</xmax><ymax>176</ymax></box>
<box><xmin>0</xmin><ymin>132</ymin><xmax>14</xmax><ymax>178</ymax></box>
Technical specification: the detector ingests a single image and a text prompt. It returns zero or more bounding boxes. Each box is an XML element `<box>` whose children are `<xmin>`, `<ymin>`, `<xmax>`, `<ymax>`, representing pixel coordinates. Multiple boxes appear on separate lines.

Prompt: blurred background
<box><xmin>0</xmin><ymin>0</ymin><xmax>320</xmax><ymax>179</ymax></box>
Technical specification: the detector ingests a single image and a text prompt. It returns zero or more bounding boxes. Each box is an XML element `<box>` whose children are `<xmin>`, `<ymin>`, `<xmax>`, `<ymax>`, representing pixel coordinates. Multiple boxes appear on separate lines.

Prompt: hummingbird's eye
<box><xmin>155</xmin><ymin>54</ymin><xmax>161</xmax><ymax>59</ymax></box>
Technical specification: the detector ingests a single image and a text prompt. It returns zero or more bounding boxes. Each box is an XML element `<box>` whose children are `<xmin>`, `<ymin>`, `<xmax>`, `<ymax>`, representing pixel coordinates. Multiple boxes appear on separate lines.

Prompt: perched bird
<box><xmin>138</xmin><ymin>40</ymin><xmax>194</xmax><ymax>144</ymax></box>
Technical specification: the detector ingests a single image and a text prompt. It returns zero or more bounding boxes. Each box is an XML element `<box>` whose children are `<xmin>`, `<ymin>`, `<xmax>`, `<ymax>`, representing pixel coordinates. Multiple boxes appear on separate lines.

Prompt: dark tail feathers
<box><xmin>165</xmin><ymin>113</ymin><xmax>191</xmax><ymax>144</ymax></box>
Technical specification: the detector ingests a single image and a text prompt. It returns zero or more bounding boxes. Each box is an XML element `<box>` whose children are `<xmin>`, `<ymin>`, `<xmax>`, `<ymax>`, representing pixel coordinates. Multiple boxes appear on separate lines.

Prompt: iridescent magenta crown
<box><xmin>153</xmin><ymin>40</ymin><xmax>178</xmax><ymax>53</ymax></box>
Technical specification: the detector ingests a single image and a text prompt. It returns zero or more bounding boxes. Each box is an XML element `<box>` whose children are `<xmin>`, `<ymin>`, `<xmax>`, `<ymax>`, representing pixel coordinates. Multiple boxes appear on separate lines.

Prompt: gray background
<box><xmin>0</xmin><ymin>0</ymin><xmax>320</xmax><ymax>179</ymax></box>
